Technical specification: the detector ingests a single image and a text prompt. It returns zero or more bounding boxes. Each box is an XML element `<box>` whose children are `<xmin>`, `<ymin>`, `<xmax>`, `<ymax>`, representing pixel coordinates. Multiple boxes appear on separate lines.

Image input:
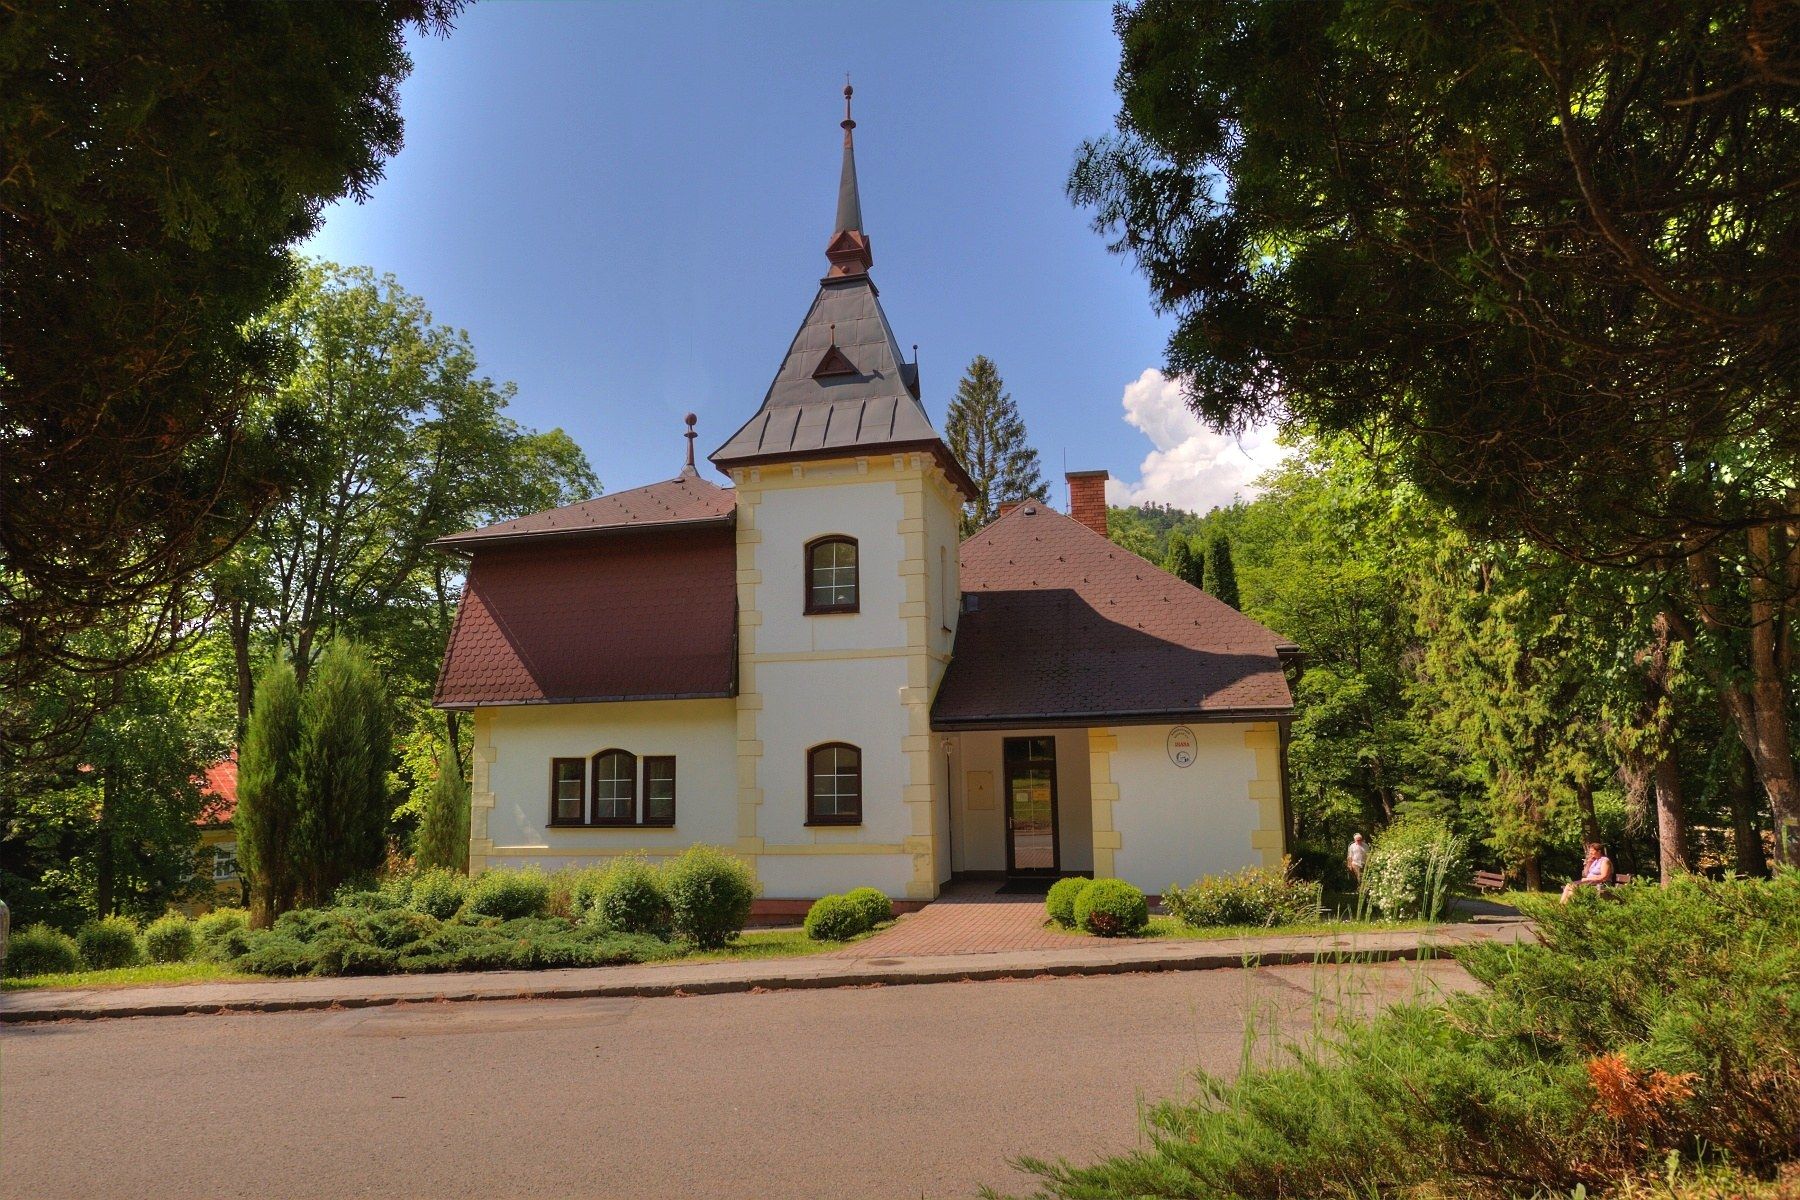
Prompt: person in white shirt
<box><xmin>1561</xmin><ymin>843</ymin><xmax>1615</xmax><ymax>902</ymax></box>
<box><xmin>1346</xmin><ymin>833</ymin><xmax>1368</xmax><ymax>885</ymax></box>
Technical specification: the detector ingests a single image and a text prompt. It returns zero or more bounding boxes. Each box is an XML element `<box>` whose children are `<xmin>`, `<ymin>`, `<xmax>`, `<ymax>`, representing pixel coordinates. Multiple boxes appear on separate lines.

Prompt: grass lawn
<box><xmin>1137</xmin><ymin>914</ymin><xmax>1440</xmax><ymax>940</ymax></box>
<box><xmin>3</xmin><ymin>926</ymin><xmax>881</xmax><ymax>990</ymax></box>
<box><xmin>2</xmin><ymin>960</ymin><xmax>253</xmax><ymax>992</ymax></box>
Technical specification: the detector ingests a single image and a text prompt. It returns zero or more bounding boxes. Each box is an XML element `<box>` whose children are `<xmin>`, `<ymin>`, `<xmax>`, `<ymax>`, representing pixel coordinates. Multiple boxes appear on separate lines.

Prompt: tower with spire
<box><xmin>712</xmin><ymin>86</ymin><xmax>974</xmax><ymax>901</ymax></box>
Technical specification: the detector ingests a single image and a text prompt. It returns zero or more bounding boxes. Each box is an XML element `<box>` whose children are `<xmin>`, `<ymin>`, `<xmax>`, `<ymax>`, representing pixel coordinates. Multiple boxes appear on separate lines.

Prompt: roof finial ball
<box><xmin>683</xmin><ymin>412</ymin><xmax>698</xmax><ymax>470</ymax></box>
<box><xmin>843</xmin><ymin>78</ymin><xmax>854</xmax><ymax>134</ymax></box>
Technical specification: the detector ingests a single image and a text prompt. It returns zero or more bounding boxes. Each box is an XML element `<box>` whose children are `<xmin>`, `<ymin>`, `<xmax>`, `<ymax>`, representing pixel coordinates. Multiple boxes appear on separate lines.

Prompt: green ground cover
<box><xmin>2</xmin><ymin>960</ymin><xmax>252</xmax><ymax>992</ymax></box>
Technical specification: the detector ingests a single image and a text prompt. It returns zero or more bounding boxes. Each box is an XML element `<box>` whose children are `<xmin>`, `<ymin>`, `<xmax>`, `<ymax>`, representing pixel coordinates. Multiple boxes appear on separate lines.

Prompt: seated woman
<box><xmin>1560</xmin><ymin>842</ymin><xmax>1615</xmax><ymax>902</ymax></box>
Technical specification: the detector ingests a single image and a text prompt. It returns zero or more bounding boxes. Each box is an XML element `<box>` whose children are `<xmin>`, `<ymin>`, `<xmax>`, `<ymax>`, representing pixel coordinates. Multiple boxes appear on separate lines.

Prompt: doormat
<box><xmin>995</xmin><ymin>878</ymin><xmax>1057</xmax><ymax>895</ymax></box>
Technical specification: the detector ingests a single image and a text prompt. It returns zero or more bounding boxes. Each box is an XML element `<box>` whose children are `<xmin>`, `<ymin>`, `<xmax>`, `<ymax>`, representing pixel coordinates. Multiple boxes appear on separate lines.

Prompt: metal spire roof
<box><xmin>711</xmin><ymin>85</ymin><xmax>973</xmax><ymax>498</ymax></box>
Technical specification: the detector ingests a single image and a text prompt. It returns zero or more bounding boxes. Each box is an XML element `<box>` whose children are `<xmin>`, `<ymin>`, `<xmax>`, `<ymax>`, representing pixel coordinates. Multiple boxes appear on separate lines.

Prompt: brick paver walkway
<box><xmin>833</xmin><ymin>881</ymin><xmax>1084</xmax><ymax>957</ymax></box>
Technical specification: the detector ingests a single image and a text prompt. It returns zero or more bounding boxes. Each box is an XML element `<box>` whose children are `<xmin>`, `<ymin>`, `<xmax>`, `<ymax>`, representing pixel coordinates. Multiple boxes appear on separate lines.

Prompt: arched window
<box><xmin>807</xmin><ymin>742</ymin><xmax>862</xmax><ymax>825</ymax></box>
<box><xmin>591</xmin><ymin>749</ymin><xmax>637</xmax><ymax>825</ymax></box>
<box><xmin>805</xmin><ymin>536</ymin><xmax>858</xmax><ymax>614</ymax></box>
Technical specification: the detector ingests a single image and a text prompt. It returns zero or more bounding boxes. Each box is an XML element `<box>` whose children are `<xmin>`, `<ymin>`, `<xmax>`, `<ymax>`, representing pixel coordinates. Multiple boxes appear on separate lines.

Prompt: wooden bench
<box><xmin>1472</xmin><ymin>870</ymin><xmax>1507</xmax><ymax>893</ymax></box>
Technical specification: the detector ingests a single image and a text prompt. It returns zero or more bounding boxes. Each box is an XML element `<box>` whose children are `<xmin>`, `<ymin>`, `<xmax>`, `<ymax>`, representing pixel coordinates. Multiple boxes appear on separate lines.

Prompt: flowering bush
<box><xmin>1360</xmin><ymin>817</ymin><xmax>1470</xmax><ymax>920</ymax></box>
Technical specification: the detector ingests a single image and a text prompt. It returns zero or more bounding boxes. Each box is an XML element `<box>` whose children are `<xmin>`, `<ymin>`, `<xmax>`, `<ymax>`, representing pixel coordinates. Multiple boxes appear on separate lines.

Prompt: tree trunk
<box><xmin>1745</xmin><ymin>526</ymin><xmax>1800</xmax><ymax>866</ymax></box>
<box><xmin>1728</xmin><ymin>743</ymin><xmax>1771</xmax><ymax>878</ymax></box>
<box><xmin>230</xmin><ymin>594</ymin><xmax>254</xmax><ymax>739</ymax></box>
<box><xmin>1646</xmin><ymin>611</ymin><xmax>1689</xmax><ymax>883</ymax></box>
<box><xmin>1575</xmin><ymin>779</ymin><xmax>1602</xmax><ymax>846</ymax></box>
<box><xmin>1523</xmin><ymin>854</ymin><xmax>1542</xmax><ymax>892</ymax></box>
<box><xmin>96</xmin><ymin>763</ymin><xmax>116</xmax><ymax>918</ymax></box>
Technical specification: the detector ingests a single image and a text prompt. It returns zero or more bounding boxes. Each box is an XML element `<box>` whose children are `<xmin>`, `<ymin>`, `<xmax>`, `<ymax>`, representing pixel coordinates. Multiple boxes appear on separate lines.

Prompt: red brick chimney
<box><xmin>1066</xmin><ymin>470</ymin><xmax>1109</xmax><ymax>537</ymax></box>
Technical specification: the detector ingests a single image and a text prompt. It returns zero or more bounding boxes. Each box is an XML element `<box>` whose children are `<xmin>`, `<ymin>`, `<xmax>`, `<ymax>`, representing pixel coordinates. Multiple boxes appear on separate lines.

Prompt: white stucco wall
<box><xmin>1107</xmin><ymin>723</ymin><xmax>1270</xmax><ymax>893</ymax></box>
<box><xmin>753</xmin><ymin>470</ymin><xmax>906</xmax><ymax>654</ymax></box>
<box><xmin>480</xmin><ymin>699</ymin><xmax>737</xmax><ymax>872</ymax></box>
<box><xmin>949</xmin><ymin>729</ymin><xmax>1094</xmax><ymax>875</ymax></box>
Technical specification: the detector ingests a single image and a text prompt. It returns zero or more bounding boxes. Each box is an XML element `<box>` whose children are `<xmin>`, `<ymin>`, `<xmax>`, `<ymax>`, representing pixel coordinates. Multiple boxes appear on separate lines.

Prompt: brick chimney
<box><xmin>1066</xmin><ymin>470</ymin><xmax>1109</xmax><ymax>537</ymax></box>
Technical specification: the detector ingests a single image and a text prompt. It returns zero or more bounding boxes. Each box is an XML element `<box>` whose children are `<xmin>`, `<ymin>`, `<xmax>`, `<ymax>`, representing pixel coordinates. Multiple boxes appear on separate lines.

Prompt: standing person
<box><xmin>1346</xmin><ymin>833</ymin><xmax>1368</xmax><ymax>887</ymax></box>
<box><xmin>1561</xmin><ymin>842</ymin><xmax>1615</xmax><ymax>902</ymax></box>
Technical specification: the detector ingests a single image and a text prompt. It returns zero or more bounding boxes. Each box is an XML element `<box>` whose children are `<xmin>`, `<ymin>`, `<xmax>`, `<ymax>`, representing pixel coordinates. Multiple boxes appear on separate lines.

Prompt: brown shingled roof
<box><xmin>932</xmin><ymin>504</ymin><xmax>1294</xmax><ymax>729</ymax></box>
<box><xmin>434</xmin><ymin>525</ymin><xmax>736</xmax><ymax>709</ymax></box>
<box><xmin>433</xmin><ymin>468</ymin><xmax>734</xmax><ymax>550</ymax></box>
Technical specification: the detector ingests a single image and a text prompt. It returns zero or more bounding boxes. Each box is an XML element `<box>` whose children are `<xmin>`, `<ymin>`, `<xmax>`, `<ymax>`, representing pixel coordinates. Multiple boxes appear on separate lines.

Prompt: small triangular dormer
<box><xmin>812</xmin><ymin>342</ymin><xmax>859</xmax><ymax>379</ymax></box>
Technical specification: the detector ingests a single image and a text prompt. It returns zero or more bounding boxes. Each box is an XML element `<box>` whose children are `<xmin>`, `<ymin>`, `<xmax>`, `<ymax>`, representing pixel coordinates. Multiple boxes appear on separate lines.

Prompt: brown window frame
<box><xmin>549</xmin><ymin>757</ymin><xmax>587</xmax><ymax>826</ymax></box>
<box><xmin>804</xmin><ymin>535</ymin><xmax>859</xmax><ymax>614</ymax></box>
<box><xmin>641</xmin><ymin>756</ymin><xmax>677</xmax><ymax>827</ymax></box>
<box><xmin>590</xmin><ymin>749</ymin><xmax>638</xmax><ymax>826</ymax></box>
<box><xmin>806</xmin><ymin>741</ymin><xmax>863</xmax><ymax>826</ymax></box>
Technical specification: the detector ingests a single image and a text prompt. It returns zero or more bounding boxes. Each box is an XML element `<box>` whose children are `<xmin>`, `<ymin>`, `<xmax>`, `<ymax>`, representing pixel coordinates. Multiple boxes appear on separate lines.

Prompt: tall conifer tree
<box><xmin>944</xmin><ymin>356</ymin><xmax>1049</xmax><ymax>536</ymax></box>
<box><xmin>236</xmin><ymin>660</ymin><xmax>302</xmax><ymax>925</ymax></box>
<box><xmin>294</xmin><ymin>639</ymin><xmax>390</xmax><ymax>904</ymax></box>
<box><xmin>415</xmin><ymin>745</ymin><xmax>470</xmax><ymax>872</ymax></box>
<box><xmin>1164</xmin><ymin>537</ymin><xmax>1205</xmax><ymax>591</ymax></box>
<box><xmin>1207</xmin><ymin>534</ymin><xmax>1240</xmax><ymax>610</ymax></box>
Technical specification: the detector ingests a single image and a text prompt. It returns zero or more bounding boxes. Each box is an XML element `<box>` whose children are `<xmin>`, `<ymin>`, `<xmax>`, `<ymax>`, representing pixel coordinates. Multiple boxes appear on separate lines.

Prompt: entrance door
<box><xmin>1003</xmin><ymin>736</ymin><xmax>1059</xmax><ymax>875</ymax></box>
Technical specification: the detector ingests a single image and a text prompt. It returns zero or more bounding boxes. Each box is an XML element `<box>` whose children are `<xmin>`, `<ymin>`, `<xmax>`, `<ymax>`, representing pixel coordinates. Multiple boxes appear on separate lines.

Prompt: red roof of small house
<box><xmin>432</xmin><ymin>469</ymin><xmax>735</xmax><ymax>551</ymax></box>
<box><xmin>931</xmin><ymin>503</ymin><xmax>1295</xmax><ymax>730</ymax></box>
<box><xmin>434</xmin><ymin>519</ymin><xmax>737</xmax><ymax>709</ymax></box>
<box><xmin>197</xmin><ymin>756</ymin><xmax>237</xmax><ymax>826</ymax></box>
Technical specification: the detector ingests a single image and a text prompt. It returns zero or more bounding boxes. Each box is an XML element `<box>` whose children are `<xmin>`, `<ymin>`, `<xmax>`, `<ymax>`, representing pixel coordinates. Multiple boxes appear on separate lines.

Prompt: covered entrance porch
<box><xmin>941</xmin><ymin>727</ymin><xmax>1101</xmax><ymax>883</ymax></box>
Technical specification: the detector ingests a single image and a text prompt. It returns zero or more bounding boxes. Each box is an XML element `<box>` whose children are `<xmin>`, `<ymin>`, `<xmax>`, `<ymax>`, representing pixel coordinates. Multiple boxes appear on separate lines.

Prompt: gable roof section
<box><xmin>433</xmin><ymin>469</ymin><xmax>734</xmax><ymax>551</ymax></box>
<box><xmin>933</xmin><ymin>504</ymin><xmax>1294</xmax><ymax>729</ymax></box>
<box><xmin>434</xmin><ymin>525</ymin><xmax>736</xmax><ymax>709</ymax></box>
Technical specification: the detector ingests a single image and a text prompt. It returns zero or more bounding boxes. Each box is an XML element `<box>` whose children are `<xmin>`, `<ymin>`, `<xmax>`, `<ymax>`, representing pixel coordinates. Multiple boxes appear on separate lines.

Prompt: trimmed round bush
<box><xmin>1046</xmin><ymin>877</ymin><xmax>1089</xmax><ymax>928</ymax></box>
<box><xmin>464</xmin><ymin>868</ymin><xmax>551</xmax><ymax>921</ymax></box>
<box><xmin>143</xmin><ymin>913</ymin><xmax>197</xmax><ymax>963</ymax></box>
<box><xmin>5</xmin><ymin>923</ymin><xmax>83</xmax><ymax>977</ymax></box>
<box><xmin>593</xmin><ymin>858</ymin><xmax>672</xmax><ymax>937</ymax></box>
<box><xmin>844</xmin><ymin>887</ymin><xmax>893</xmax><ymax>929</ymax></box>
<box><xmin>194</xmin><ymin>908</ymin><xmax>250</xmax><ymax>961</ymax></box>
<box><xmin>803</xmin><ymin>894</ymin><xmax>865</xmax><ymax>941</ymax></box>
<box><xmin>407</xmin><ymin>868</ymin><xmax>469</xmax><ymax>920</ymax></box>
<box><xmin>663</xmin><ymin>845</ymin><xmax>757</xmax><ymax>949</ymax></box>
<box><xmin>76</xmin><ymin>915</ymin><xmax>142</xmax><ymax>968</ymax></box>
<box><xmin>1074</xmin><ymin>878</ymin><xmax>1148</xmax><ymax>937</ymax></box>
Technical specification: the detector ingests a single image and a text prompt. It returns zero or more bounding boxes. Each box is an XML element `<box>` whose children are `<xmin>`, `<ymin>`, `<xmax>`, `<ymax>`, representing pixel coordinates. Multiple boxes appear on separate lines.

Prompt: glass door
<box><xmin>1003</xmin><ymin>736</ymin><xmax>1059</xmax><ymax>874</ymax></box>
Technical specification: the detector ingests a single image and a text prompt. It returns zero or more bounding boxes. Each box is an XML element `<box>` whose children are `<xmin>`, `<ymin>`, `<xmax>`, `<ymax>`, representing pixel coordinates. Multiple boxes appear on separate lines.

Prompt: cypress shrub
<box><xmin>237</xmin><ymin>659</ymin><xmax>303</xmax><ymax>925</ymax></box>
<box><xmin>1164</xmin><ymin>536</ymin><xmax>1204</xmax><ymax>590</ymax></box>
<box><xmin>415</xmin><ymin>745</ymin><xmax>469</xmax><ymax>872</ymax></box>
<box><xmin>143</xmin><ymin>913</ymin><xmax>197</xmax><ymax>963</ymax></box>
<box><xmin>1206</xmin><ymin>534</ymin><xmax>1239</xmax><ymax>608</ymax></box>
<box><xmin>76</xmin><ymin>915</ymin><xmax>142</xmax><ymax>968</ymax></box>
<box><xmin>295</xmin><ymin>639</ymin><xmax>391</xmax><ymax>907</ymax></box>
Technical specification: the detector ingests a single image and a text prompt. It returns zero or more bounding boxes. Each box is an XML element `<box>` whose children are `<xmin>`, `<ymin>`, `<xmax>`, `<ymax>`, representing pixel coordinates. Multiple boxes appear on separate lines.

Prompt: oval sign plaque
<box><xmin>1167</xmin><ymin>726</ymin><xmax>1197</xmax><ymax>768</ymax></box>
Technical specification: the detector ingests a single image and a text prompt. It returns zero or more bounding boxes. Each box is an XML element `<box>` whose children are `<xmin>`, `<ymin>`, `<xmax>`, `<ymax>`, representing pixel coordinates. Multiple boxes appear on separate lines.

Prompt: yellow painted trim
<box><xmin>896</xmin><ymin>462</ymin><xmax>943</xmax><ymax>900</ymax></box>
<box><xmin>733</xmin><ymin>480</ymin><xmax>766</xmax><ymax>889</ymax></box>
<box><xmin>468</xmin><ymin>708</ymin><xmax>497</xmax><ymax>874</ymax></box>
<box><xmin>1244</xmin><ymin>723</ymin><xmax>1285</xmax><ymax>868</ymax></box>
<box><xmin>488</xmin><ymin>842</ymin><xmax>911</xmax><ymax>858</ymax></box>
<box><xmin>1088</xmin><ymin>728</ymin><xmax>1119</xmax><ymax>878</ymax></box>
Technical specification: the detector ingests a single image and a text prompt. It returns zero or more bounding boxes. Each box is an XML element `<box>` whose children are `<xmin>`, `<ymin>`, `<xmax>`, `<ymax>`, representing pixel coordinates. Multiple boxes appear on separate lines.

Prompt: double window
<box><xmin>807</xmin><ymin>742</ymin><xmax>862</xmax><ymax>825</ymax></box>
<box><xmin>550</xmin><ymin>752</ymin><xmax>676</xmax><ymax>828</ymax></box>
<box><xmin>805</xmin><ymin>536</ymin><xmax>858</xmax><ymax>613</ymax></box>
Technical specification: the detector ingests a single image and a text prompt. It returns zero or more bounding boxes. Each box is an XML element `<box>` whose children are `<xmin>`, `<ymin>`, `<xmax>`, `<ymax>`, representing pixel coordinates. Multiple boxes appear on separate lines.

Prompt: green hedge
<box><xmin>143</xmin><ymin>913</ymin><xmax>197</xmax><ymax>963</ymax></box>
<box><xmin>463</xmin><ymin>868</ymin><xmax>551</xmax><ymax>921</ymax></box>
<box><xmin>76</xmin><ymin>916</ymin><xmax>142</xmax><ymax>969</ymax></box>
<box><xmin>844</xmin><ymin>887</ymin><xmax>893</xmax><ymax>929</ymax></box>
<box><xmin>1162</xmin><ymin>860</ymin><xmax>1322</xmax><ymax>928</ymax></box>
<box><xmin>4</xmin><ymin>923</ymin><xmax>83</xmax><ymax>977</ymax></box>
<box><xmin>803</xmin><ymin>894</ymin><xmax>865</xmax><ymax>941</ymax></box>
<box><xmin>592</xmin><ymin>857</ymin><xmax>672</xmax><ymax>937</ymax></box>
<box><xmin>663</xmin><ymin>846</ymin><xmax>757</xmax><ymax>949</ymax></box>
<box><xmin>1074</xmin><ymin>879</ymin><xmax>1148</xmax><ymax>937</ymax></box>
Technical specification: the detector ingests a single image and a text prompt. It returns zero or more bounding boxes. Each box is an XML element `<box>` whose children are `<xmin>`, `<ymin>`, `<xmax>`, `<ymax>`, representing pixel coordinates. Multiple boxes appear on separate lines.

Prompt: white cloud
<box><xmin>1106</xmin><ymin>368</ymin><xmax>1288</xmax><ymax>512</ymax></box>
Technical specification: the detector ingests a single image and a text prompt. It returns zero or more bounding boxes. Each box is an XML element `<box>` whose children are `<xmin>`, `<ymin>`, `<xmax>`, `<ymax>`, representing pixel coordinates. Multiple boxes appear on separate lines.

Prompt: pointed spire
<box><xmin>825</xmin><ymin>79</ymin><xmax>873</xmax><ymax>278</ymax></box>
<box><xmin>682</xmin><ymin>412</ymin><xmax>698</xmax><ymax>473</ymax></box>
<box><xmin>835</xmin><ymin>79</ymin><xmax>862</xmax><ymax>234</ymax></box>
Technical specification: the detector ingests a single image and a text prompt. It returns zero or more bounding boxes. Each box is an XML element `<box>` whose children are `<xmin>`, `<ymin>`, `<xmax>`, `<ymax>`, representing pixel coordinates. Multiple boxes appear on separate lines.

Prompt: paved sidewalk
<box><xmin>0</xmin><ymin>916</ymin><xmax>1529</xmax><ymax>1024</ymax></box>
<box><xmin>831</xmin><ymin>882</ymin><xmax>1085</xmax><ymax>957</ymax></box>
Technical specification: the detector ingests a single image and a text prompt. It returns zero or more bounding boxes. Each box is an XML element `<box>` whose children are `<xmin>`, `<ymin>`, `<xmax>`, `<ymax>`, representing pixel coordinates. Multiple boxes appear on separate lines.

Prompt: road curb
<box><xmin>0</xmin><ymin>938</ymin><xmax>1492</xmax><ymax>1024</ymax></box>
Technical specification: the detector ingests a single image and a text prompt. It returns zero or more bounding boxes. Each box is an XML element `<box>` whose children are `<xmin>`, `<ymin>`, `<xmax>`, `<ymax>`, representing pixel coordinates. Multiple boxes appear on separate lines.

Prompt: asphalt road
<box><xmin>2</xmin><ymin>960</ymin><xmax>1471</xmax><ymax>1199</ymax></box>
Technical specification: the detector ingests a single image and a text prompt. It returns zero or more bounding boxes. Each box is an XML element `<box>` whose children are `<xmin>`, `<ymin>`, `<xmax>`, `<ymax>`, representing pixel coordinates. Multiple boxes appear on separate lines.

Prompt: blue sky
<box><xmin>304</xmin><ymin>1</ymin><xmax>1281</xmax><ymax>513</ymax></box>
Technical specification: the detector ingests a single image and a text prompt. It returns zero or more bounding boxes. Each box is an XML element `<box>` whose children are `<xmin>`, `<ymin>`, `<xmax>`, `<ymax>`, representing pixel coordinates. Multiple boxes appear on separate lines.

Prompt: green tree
<box><xmin>294</xmin><ymin>640</ymin><xmax>390</xmax><ymax>905</ymax></box>
<box><xmin>1205</xmin><ymin>535</ymin><xmax>1239</xmax><ymax>609</ymax></box>
<box><xmin>1164</xmin><ymin>537</ymin><xmax>1204</xmax><ymax>590</ymax></box>
<box><xmin>414</xmin><ymin>745</ymin><xmax>469</xmax><ymax>873</ymax></box>
<box><xmin>237</xmin><ymin>660</ymin><xmax>303</xmax><ymax>925</ymax></box>
<box><xmin>0</xmin><ymin>2</ymin><xmax>462</xmax><ymax>759</ymax></box>
<box><xmin>1072</xmin><ymin>0</ymin><xmax>1800</xmax><ymax>863</ymax></box>
<box><xmin>944</xmin><ymin>356</ymin><xmax>1049</xmax><ymax>535</ymax></box>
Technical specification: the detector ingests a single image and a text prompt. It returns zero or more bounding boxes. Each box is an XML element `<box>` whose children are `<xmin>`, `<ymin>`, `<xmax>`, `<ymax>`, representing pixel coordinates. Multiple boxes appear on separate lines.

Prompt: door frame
<box><xmin>1002</xmin><ymin>735</ymin><xmax>1061</xmax><ymax>876</ymax></box>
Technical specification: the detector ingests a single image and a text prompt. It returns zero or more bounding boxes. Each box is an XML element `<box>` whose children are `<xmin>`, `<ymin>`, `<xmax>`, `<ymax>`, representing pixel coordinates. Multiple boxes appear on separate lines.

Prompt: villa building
<box><xmin>433</xmin><ymin>90</ymin><xmax>1296</xmax><ymax>909</ymax></box>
